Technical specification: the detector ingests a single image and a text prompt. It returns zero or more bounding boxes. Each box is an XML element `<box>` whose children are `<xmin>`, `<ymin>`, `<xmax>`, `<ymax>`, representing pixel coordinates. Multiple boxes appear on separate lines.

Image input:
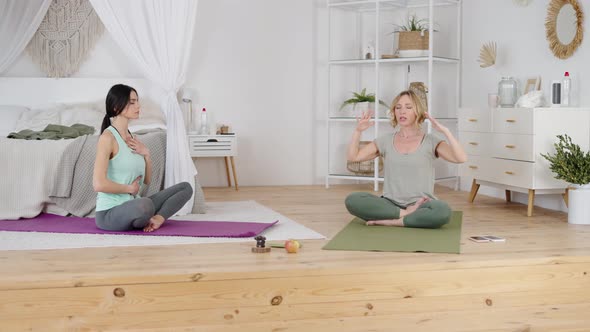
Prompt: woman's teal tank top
<box><xmin>96</xmin><ymin>126</ymin><xmax>146</xmax><ymax>211</ymax></box>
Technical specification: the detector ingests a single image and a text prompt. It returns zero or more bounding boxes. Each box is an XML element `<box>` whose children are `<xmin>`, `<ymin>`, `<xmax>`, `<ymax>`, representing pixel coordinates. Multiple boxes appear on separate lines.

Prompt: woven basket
<box><xmin>346</xmin><ymin>141</ymin><xmax>384</xmax><ymax>175</ymax></box>
<box><xmin>399</xmin><ymin>31</ymin><xmax>429</xmax><ymax>50</ymax></box>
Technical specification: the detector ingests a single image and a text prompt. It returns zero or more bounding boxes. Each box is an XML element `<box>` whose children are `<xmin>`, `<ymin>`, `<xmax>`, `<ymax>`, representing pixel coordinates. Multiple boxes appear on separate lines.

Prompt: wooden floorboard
<box><xmin>1</xmin><ymin>184</ymin><xmax>590</xmax><ymax>331</ymax></box>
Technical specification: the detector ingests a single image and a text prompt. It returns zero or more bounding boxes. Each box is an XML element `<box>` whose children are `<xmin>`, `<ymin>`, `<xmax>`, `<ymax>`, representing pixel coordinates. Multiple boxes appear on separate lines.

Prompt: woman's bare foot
<box><xmin>366</xmin><ymin>219</ymin><xmax>404</xmax><ymax>227</ymax></box>
<box><xmin>401</xmin><ymin>196</ymin><xmax>431</xmax><ymax>217</ymax></box>
<box><xmin>143</xmin><ymin>215</ymin><xmax>165</xmax><ymax>232</ymax></box>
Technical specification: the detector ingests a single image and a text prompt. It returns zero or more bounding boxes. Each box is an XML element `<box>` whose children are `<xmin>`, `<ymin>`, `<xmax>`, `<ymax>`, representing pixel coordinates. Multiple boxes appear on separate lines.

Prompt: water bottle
<box><xmin>562</xmin><ymin>72</ymin><xmax>571</xmax><ymax>106</ymax></box>
<box><xmin>199</xmin><ymin>108</ymin><xmax>210</xmax><ymax>135</ymax></box>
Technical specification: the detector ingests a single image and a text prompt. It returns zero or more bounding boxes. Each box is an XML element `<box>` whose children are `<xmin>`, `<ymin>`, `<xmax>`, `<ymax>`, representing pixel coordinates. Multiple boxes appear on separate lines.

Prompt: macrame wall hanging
<box><xmin>27</xmin><ymin>0</ymin><xmax>104</xmax><ymax>78</ymax></box>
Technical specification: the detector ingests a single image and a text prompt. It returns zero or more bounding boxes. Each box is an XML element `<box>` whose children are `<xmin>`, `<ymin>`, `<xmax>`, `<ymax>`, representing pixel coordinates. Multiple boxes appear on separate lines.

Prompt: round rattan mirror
<box><xmin>545</xmin><ymin>0</ymin><xmax>584</xmax><ymax>59</ymax></box>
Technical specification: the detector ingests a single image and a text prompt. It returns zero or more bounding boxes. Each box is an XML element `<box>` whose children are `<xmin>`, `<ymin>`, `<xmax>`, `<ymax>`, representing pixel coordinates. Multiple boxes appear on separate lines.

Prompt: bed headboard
<box><xmin>0</xmin><ymin>77</ymin><xmax>166</xmax><ymax>107</ymax></box>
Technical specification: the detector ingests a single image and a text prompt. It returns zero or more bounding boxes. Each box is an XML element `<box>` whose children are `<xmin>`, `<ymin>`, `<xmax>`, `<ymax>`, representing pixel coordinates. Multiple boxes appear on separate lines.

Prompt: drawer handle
<box><xmin>505</xmin><ymin>171</ymin><xmax>514</xmax><ymax>175</ymax></box>
<box><xmin>469</xmin><ymin>165</ymin><xmax>478</xmax><ymax>169</ymax></box>
<box><xmin>468</xmin><ymin>142</ymin><xmax>479</xmax><ymax>146</ymax></box>
<box><xmin>505</xmin><ymin>144</ymin><xmax>516</xmax><ymax>149</ymax></box>
<box><xmin>206</xmin><ymin>139</ymin><xmax>219</xmax><ymax>142</ymax></box>
<box><xmin>468</xmin><ymin>118</ymin><xmax>478</xmax><ymax>122</ymax></box>
<box><xmin>505</xmin><ymin>119</ymin><xmax>516</xmax><ymax>123</ymax></box>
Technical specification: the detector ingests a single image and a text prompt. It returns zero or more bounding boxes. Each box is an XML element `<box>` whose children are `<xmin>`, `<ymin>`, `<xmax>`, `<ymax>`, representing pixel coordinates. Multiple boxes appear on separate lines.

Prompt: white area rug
<box><xmin>0</xmin><ymin>201</ymin><xmax>325</xmax><ymax>251</ymax></box>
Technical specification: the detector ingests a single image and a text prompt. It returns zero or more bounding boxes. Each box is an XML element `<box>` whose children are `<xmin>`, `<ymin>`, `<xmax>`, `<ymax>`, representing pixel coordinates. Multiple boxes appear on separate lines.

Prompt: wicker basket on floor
<box><xmin>346</xmin><ymin>141</ymin><xmax>384</xmax><ymax>175</ymax></box>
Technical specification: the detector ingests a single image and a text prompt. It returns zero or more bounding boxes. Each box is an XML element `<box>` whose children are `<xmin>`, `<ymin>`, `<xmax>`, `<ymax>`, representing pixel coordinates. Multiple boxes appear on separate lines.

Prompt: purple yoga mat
<box><xmin>0</xmin><ymin>213</ymin><xmax>278</xmax><ymax>238</ymax></box>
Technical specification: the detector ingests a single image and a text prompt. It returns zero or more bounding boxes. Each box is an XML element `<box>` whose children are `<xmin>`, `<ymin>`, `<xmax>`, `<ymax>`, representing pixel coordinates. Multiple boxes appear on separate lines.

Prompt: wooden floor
<box><xmin>2</xmin><ymin>185</ymin><xmax>590</xmax><ymax>331</ymax></box>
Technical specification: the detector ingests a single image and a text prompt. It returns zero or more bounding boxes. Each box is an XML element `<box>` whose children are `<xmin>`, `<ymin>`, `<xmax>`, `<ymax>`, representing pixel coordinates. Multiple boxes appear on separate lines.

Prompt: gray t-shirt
<box><xmin>374</xmin><ymin>132</ymin><xmax>444</xmax><ymax>207</ymax></box>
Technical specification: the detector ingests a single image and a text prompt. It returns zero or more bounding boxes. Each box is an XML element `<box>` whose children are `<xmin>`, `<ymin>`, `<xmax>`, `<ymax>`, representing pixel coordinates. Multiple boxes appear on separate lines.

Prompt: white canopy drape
<box><xmin>0</xmin><ymin>0</ymin><xmax>51</xmax><ymax>74</ymax></box>
<box><xmin>90</xmin><ymin>0</ymin><xmax>199</xmax><ymax>215</ymax></box>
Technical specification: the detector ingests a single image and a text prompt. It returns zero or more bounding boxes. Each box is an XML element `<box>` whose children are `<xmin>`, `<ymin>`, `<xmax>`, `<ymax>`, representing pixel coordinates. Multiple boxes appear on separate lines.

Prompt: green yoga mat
<box><xmin>323</xmin><ymin>211</ymin><xmax>462</xmax><ymax>254</ymax></box>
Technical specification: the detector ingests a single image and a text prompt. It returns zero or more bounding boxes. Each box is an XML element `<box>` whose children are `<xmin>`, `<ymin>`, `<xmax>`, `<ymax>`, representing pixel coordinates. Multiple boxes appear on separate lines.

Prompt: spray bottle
<box><xmin>199</xmin><ymin>108</ymin><xmax>209</xmax><ymax>135</ymax></box>
<box><xmin>562</xmin><ymin>71</ymin><xmax>571</xmax><ymax>106</ymax></box>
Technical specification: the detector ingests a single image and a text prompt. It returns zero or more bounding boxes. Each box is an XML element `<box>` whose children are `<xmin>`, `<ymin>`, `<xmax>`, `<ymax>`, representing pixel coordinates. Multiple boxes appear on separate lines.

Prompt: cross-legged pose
<box><xmin>93</xmin><ymin>84</ymin><xmax>193</xmax><ymax>232</ymax></box>
<box><xmin>345</xmin><ymin>90</ymin><xmax>467</xmax><ymax>229</ymax></box>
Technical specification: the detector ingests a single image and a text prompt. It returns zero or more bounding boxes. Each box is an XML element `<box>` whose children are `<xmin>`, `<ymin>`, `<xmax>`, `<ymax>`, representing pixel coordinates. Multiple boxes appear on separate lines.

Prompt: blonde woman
<box><xmin>345</xmin><ymin>90</ymin><xmax>467</xmax><ymax>228</ymax></box>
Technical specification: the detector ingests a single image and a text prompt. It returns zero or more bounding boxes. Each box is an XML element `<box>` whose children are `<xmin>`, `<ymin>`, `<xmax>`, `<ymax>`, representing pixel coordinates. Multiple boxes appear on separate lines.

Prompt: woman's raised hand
<box><xmin>355</xmin><ymin>110</ymin><xmax>375</xmax><ymax>132</ymax></box>
<box><xmin>425</xmin><ymin>112</ymin><xmax>448</xmax><ymax>133</ymax></box>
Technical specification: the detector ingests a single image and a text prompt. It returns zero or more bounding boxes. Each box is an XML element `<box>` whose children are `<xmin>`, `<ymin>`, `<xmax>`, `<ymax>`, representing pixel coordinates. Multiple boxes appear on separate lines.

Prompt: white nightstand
<box><xmin>188</xmin><ymin>133</ymin><xmax>238</xmax><ymax>190</ymax></box>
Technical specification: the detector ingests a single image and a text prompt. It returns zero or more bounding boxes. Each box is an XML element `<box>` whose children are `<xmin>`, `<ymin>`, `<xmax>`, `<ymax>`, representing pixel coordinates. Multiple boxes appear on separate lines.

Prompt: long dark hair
<box><xmin>101</xmin><ymin>84</ymin><xmax>138</xmax><ymax>133</ymax></box>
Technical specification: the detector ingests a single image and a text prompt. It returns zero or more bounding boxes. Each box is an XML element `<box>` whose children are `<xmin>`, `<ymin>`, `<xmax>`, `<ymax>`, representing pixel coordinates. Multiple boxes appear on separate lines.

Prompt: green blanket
<box><xmin>8</xmin><ymin>124</ymin><xmax>95</xmax><ymax>140</ymax></box>
<box><xmin>323</xmin><ymin>211</ymin><xmax>462</xmax><ymax>254</ymax></box>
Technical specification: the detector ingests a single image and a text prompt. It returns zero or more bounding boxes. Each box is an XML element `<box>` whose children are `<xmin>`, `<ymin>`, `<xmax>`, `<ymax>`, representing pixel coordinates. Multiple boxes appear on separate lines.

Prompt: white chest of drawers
<box><xmin>458</xmin><ymin>107</ymin><xmax>590</xmax><ymax>216</ymax></box>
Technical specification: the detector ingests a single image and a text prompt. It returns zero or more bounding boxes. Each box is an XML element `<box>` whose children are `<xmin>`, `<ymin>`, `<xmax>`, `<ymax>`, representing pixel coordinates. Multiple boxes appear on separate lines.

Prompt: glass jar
<box><xmin>498</xmin><ymin>77</ymin><xmax>518</xmax><ymax>108</ymax></box>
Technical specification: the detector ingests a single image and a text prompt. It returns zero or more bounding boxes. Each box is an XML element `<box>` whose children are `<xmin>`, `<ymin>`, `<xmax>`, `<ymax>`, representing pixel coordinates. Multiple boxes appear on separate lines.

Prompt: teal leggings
<box><xmin>344</xmin><ymin>192</ymin><xmax>451</xmax><ymax>229</ymax></box>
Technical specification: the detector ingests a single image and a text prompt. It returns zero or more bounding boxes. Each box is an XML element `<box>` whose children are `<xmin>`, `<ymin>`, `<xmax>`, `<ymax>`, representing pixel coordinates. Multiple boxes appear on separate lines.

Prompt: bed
<box><xmin>0</xmin><ymin>78</ymin><xmax>205</xmax><ymax>220</ymax></box>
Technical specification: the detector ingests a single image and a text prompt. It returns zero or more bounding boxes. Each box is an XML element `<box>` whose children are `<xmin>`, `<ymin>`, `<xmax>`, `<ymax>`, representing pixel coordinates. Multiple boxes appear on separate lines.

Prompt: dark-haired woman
<box><xmin>93</xmin><ymin>84</ymin><xmax>192</xmax><ymax>232</ymax></box>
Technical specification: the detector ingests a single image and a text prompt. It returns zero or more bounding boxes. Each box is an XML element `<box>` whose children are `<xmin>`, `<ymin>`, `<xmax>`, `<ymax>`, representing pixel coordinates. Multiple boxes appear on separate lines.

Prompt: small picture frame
<box><xmin>524</xmin><ymin>76</ymin><xmax>542</xmax><ymax>94</ymax></box>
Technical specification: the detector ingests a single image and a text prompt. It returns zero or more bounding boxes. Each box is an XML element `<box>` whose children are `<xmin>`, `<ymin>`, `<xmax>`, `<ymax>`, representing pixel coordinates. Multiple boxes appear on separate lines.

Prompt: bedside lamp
<box><xmin>181</xmin><ymin>87</ymin><xmax>195</xmax><ymax>132</ymax></box>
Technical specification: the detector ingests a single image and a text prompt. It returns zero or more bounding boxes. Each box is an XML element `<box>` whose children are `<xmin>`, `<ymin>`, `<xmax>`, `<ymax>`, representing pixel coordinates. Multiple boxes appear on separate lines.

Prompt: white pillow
<box><xmin>129</xmin><ymin>117</ymin><xmax>167</xmax><ymax>133</ymax></box>
<box><xmin>59</xmin><ymin>103</ymin><xmax>104</xmax><ymax>134</ymax></box>
<box><xmin>13</xmin><ymin>101</ymin><xmax>105</xmax><ymax>134</ymax></box>
<box><xmin>0</xmin><ymin>105</ymin><xmax>30</xmax><ymax>136</ymax></box>
<box><xmin>12</xmin><ymin>99</ymin><xmax>167</xmax><ymax>134</ymax></box>
<box><xmin>129</xmin><ymin>98</ymin><xmax>167</xmax><ymax>133</ymax></box>
<box><xmin>13</xmin><ymin>104</ymin><xmax>62</xmax><ymax>132</ymax></box>
<box><xmin>60</xmin><ymin>108</ymin><xmax>104</xmax><ymax>133</ymax></box>
<box><xmin>138</xmin><ymin>98</ymin><xmax>166</xmax><ymax>122</ymax></box>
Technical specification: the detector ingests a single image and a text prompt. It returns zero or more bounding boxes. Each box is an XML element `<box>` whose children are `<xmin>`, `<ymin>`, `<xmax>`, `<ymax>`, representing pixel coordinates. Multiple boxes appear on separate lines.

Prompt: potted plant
<box><xmin>340</xmin><ymin>88</ymin><xmax>389</xmax><ymax>117</ymax></box>
<box><xmin>391</xmin><ymin>15</ymin><xmax>434</xmax><ymax>56</ymax></box>
<box><xmin>541</xmin><ymin>134</ymin><xmax>590</xmax><ymax>224</ymax></box>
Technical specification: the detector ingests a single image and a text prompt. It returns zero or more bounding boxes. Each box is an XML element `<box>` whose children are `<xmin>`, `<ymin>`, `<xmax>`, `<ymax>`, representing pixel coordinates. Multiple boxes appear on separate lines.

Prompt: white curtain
<box><xmin>90</xmin><ymin>0</ymin><xmax>199</xmax><ymax>215</ymax></box>
<box><xmin>0</xmin><ymin>0</ymin><xmax>51</xmax><ymax>74</ymax></box>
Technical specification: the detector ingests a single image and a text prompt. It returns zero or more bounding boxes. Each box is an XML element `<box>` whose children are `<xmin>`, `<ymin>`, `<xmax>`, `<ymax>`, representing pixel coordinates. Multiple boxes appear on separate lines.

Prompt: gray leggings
<box><xmin>95</xmin><ymin>182</ymin><xmax>193</xmax><ymax>231</ymax></box>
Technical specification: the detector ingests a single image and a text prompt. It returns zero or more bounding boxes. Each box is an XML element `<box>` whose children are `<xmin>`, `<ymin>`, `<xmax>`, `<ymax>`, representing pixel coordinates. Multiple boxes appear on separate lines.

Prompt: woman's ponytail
<box><xmin>100</xmin><ymin>114</ymin><xmax>111</xmax><ymax>134</ymax></box>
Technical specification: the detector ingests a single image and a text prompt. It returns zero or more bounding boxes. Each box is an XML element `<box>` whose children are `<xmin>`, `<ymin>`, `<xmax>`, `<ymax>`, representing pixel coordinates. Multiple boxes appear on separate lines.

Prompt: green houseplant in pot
<box><xmin>340</xmin><ymin>88</ymin><xmax>389</xmax><ymax>117</ymax></box>
<box><xmin>391</xmin><ymin>15</ymin><xmax>435</xmax><ymax>57</ymax></box>
<box><xmin>541</xmin><ymin>134</ymin><xmax>590</xmax><ymax>224</ymax></box>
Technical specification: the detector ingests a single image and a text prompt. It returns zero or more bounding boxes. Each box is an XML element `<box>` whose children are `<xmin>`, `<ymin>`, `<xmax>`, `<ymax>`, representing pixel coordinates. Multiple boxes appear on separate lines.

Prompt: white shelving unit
<box><xmin>326</xmin><ymin>0</ymin><xmax>462</xmax><ymax>191</ymax></box>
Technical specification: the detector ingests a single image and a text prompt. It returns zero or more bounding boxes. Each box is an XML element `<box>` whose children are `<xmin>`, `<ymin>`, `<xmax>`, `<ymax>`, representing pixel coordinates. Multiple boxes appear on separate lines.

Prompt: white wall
<box><xmin>185</xmin><ymin>0</ymin><xmax>316</xmax><ymax>187</ymax></box>
<box><xmin>461</xmin><ymin>0</ymin><xmax>590</xmax><ymax>212</ymax></box>
<box><xmin>4</xmin><ymin>0</ymin><xmax>318</xmax><ymax>188</ymax></box>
